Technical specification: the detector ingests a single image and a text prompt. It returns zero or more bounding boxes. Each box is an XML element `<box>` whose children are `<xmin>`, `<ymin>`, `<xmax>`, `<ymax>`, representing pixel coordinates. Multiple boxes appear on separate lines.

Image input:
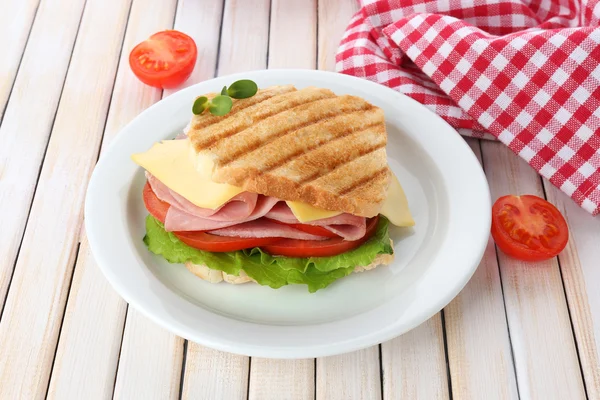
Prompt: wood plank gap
<box><xmin>440</xmin><ymin>309</ymin><xmax>454</xmax><ymax>400</ymax></box>
<box><xmin>246</xmin><ymin>357</ymin><xmax>252</xmax><ymax>400</ymax></box>
<box><xmin>0</xmin><ymin>0</ymin><xmax>89</xmax><ymax>324</ymax></box>
<box><xmin>178</xmin><ymin>340</ymin><xmax>188</xmax><ymax>400</ymax></box>
<box><xmin>313</xmin><ymin>358</ymin><xmax>317</xmax><ymax>400</ymax></box>
<box><xmin>44</xmin><ymin>242</ymin><xmax>81</xmax><ymax>399</ymax></box>
<box><xmin>378</xmin><ymin>344</ymin><xmax>384</xmax><ymax>400</ymax></box>
<box><xmin>315</xmin><ymin>0</ymin><xmax>319</xmax><ymax>69</ymax></box>
<box><xmin>478</xmin><ymin>139</ymin><xmax>522</xmax><ymax>400</ymax></box>
<box><xmin>538</xmin><ymin>178</ymin><xmax>590</xmax><ymax>400</ymax></box>
<box><xmin>493</xmin><ymin>235</ymin><xmax>522</xmax><ymax>400</ymax></box>
<box><xmin>213</xmin><ymin>0</ymin><xmax>228</xmax><ymax>76</ymax></box>
<box><xmin>265</xmin><ymin>0</ymin><xmax>273</xmax><ymax>68</ymax></box>
<box><xmin>0</xmin><ymin>0</ymin><xmax>42</xmax><ymax>126</ymax></box>
<box><xmin>111</xmin><ymin>306</ymin><xmax>130</xmax><ymax>400</ymax></box>
<box><xmin>556</xmin><ymin>252</ymin><xmax>590</xmax><ymax>399</ymax></box>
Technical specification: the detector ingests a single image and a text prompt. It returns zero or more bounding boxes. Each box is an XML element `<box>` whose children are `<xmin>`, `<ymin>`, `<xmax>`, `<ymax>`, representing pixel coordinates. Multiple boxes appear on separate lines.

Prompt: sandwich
<box><xmin>132</xmin><ymin>83</ymin><xmax>414</xmax><ymax>292</ymax></box>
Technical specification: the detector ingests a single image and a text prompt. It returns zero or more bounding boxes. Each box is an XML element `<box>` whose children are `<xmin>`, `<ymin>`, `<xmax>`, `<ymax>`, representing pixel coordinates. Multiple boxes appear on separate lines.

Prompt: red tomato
<box><xmin>143</xmin><ymin>182</ymin><xmax>169</xmax><ymax>223</ymax></box>
<box><xmin>129</xmin><ymin>30</ymin><xmax>197</xmax><ymax>89</ymax></box>
<box><xmin>174</xmin><ymin>230</ymin><xmax>282</xmax><ymax>253</ymax></box>
<box><xmin>265</xmin><ymin>218</ymin><xmax>339</xmax><ymax>238</ymax></box>
<box><xmin>491</xmin><ymin>195</ymin><xmax>568</xmax><ymax>261</ymax></box>
<box><xmin>262</xmin><ymin>216</ymin><xmax>379</xmax><ymax>257</ymax></box>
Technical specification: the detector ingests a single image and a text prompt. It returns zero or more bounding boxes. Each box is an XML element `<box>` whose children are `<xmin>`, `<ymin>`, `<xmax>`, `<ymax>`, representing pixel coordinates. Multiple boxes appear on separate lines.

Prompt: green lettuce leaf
<box><xmin>143</xmin><ymin>215</ymin><xmax>393</xmax><ymax>292</ymax></box>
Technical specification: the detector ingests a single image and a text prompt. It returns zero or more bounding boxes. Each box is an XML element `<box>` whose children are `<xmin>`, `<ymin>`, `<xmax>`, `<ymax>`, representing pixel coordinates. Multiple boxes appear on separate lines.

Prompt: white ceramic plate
<box><xmin>85</xmin><ymin>69</ymin><xmax>490</xmax><ymax>358</ymax></box>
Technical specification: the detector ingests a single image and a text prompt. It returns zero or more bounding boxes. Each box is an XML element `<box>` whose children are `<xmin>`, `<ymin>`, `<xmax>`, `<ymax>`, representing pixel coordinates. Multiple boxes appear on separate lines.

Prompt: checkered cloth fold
<box><xmin>336</xmin><ymin>0</ymin><xmax>600</xmax><ymax>215</ymax></box>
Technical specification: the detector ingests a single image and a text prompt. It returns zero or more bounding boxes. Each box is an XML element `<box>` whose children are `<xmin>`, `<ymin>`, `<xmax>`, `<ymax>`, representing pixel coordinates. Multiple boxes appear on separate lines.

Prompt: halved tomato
<box><xmin>491</xmin><ymin>195</ymin><xmax>569</xmax><ymax>261</ymax></box>
<box><xmin>262</xmin><ymin>216</ymin><xmax>379</xmax><ymax>257</ymax></box>
<box><xmin>265</xmin><ymin>218</ymin><xmax>339</xmax><ymax>238</ymax></box>
<box><xmin>129</xmin><ymin>30</ymin><xmax>197</xmax><ymax>89</ymax></box>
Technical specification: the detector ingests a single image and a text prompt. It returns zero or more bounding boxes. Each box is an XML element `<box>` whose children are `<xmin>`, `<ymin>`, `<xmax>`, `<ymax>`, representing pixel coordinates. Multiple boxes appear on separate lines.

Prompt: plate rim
<box><xmin>85</xmin><ymin>69</ymin><xmax>491</xmax><ymax>358</ymax></box>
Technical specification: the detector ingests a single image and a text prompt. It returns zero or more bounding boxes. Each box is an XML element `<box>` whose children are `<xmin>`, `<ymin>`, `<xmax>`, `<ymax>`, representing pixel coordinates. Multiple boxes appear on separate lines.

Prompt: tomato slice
<box><xmin>129</xmin><ymin>30</ymin><xmax>197</xmax><ymax>89</ymax></box>
<box><xmin>265</xmin><ymin>218</ymin><xmax>339</xmax><ymax>238</ymax></box>
<box><xmin>174</xmin><ymin>230</ymin><xmax>282</xmax><ymax>252</ymax></box>
<box><xmin>491</xmin><ymin>195</ymin><xmax>568</xmax><ymax>261</ymax></box>
<box><xmin>262</xmin><ymin>216</ymin><xmax>379</xmax><ymax>257</ymax></box>
<box><xmin>143</xmin><ymin>182</ymin><xmax>169</xmax><ymax>223</ymax></box>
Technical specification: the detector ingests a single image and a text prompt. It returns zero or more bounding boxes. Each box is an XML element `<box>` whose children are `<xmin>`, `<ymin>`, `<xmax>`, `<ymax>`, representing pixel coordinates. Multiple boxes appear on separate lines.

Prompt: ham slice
<box><xmin>165</xmin><ymin>196</ymin><xmax>280</xmax><ymax>232</ymax></box>
<box><xmin>210</xmin><ymin>219</ymin><xmax>326</xmax><ymax>240</ymax></box>
<box><xmin>265</xmin><ymin>203</ymin><xmax>367</xmax><ymax>240</ymax></box>
<box><xmin>146</xmin><ymin>176</ymin><xmax>366</xmax><ymax>240</ymax></box>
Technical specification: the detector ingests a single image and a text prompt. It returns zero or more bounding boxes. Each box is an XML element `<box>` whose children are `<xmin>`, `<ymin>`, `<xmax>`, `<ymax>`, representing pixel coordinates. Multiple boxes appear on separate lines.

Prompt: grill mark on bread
<box><xmin>191</xmin><ymin>86</ymin><xmax>296</xmax><ymax>130</ymax></box>
<box><xmin>338</xmin><ymin>167</ymin><xmax>389</xmax><ymax>196</ymax></box>
<box><xmin>259</xmin><ymin>121</ymin><xmax>382</xmax><ymax>172</ymax></box>
<box><xmin>296</xmin><ymin>142</ymin><xmax>387</xmax><ymax>186</ymax></box>
<box><xmin>194</xmin><ymin>91</ymin><xmax>335</xmax><ymax>149</ymax></box>
<box><xmin>217</xmin><ymin>106</ymin><xmax>375</xmax><ymax>166</ymax></box>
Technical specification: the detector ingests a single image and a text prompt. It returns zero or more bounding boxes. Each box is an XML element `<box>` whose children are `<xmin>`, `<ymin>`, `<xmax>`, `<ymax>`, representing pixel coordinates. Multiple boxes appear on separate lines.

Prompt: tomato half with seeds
<box><xmin>129</xmin><ymin>30</ymin><xmax>197</xmax><ymax>89</ymax></box>
<box><xmin>491</xmin><ymin>195</ymin><xmax>568</xmax><ymax>261</ymax></box>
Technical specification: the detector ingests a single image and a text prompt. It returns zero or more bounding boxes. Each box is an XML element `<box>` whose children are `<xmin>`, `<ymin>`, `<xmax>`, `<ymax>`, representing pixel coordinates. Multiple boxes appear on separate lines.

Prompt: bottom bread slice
<box><xmin>184</xmin><ymin>240</ymin><xmax>394</xmax><ymax>286</ymax></box>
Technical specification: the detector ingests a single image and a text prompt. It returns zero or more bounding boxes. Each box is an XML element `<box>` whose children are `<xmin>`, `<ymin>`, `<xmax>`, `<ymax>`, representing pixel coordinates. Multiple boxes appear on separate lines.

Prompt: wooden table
<box><xmin>1</xmin><ymin>0</ymin><xmax>599</xmax><ymax>398</ymax></box>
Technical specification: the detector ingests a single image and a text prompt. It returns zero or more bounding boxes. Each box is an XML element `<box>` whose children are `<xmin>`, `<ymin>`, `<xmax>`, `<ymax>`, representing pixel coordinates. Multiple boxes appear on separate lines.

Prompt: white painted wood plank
<box><xmin>443</xmin><ymin>139</ymin><xmax>518</xmax><ymax>400</ymax></box>
<box><xmin>217</xmin><ymin>0</ymin><xmax>270</xmax><ymax>76</ymax></box>
<box><xmin>0</xmin><ymin>0</ymin><xmax>86</xmax><ymax>315</ymax></box>
<box><xmin>542</xmin><ymin>179</ymin><xmax>600</xmax><ymax>399</ymax></box>
<box><xmin>481</xmin><ymin>140</ymin><xmax>586</xmax><ymax>399</ymax></box>
<box><xmin>317</xmin><ymin>0</ymin><xmax>359</xmax><ymax>71</ymax></box>
<box><xmin>181</xmin><ymin>344</ymin><xmax>250</xmax><ymax>399</ymax></box>
<box><xmin>47</xmin><ymin>236</ymin><xmax>127</xmax><ymax>399</ymax></box>
<box><xmin>316</xmin><ymin>346</ymin><xmax>381</xmax><ymax>400</ymax></box>
<box><xmin>248</xmin><ymin>358</ymin><xmax>314</xmax><ymax>400</ymax></box>
<box><xmin>0</xmin><ymin>0</ymin><xmax>131</xmax><ymax>397</ymax></box>
<box><xmin>381</xmin><ymin>316</ymin><xmax>449</xmax><ymax>400</ymax></box>
<box><xmin>0</xmin><ymin>0</ymin><xmax>40</xmax><ymax>120</ymax></box>
<box><xmin>114</xmin><ymin>311</ymin><xmax>183</xmax><ymax>400</ymax></box>
<box><xmin>268</xmin><ymin>0</ymin><xmax>316</xmax><ymax>69</ymax></box>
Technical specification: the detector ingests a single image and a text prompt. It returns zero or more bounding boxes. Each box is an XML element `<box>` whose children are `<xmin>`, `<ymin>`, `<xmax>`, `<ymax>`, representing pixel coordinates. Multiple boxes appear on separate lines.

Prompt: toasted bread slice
<box><xmin>184</xmin><ymin>250</ymin><xmax>394</xmax><ymax>286</ymax></box>
<box><xmin>187</xmin><ymin>85</ymin><xmax>390</xmax><ymax>217</ymax></box>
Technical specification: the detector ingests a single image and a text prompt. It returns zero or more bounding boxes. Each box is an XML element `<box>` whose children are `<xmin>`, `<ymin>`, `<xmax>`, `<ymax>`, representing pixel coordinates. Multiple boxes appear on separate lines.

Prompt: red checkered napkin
<box><xmin>336</xmin><ymin>0</ymin><xmax>600</xmax><ymax>216</ymax></box>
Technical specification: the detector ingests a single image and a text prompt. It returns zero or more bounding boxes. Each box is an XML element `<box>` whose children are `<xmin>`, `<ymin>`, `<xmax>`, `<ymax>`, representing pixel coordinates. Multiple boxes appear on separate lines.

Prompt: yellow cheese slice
<box><xmin>285</xmin><ymin>201</ymin><xmax>342</xmax><ymax>223</ymax></box>
<box><xmin>381</xmin><ymin>173</ymin><xmax>415</xmax><ymax>227</ymax></box>
<box><xmin>131</xmin><ymin>139</ymin><xmax>243</xmax><ymax>209</ymax></box>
